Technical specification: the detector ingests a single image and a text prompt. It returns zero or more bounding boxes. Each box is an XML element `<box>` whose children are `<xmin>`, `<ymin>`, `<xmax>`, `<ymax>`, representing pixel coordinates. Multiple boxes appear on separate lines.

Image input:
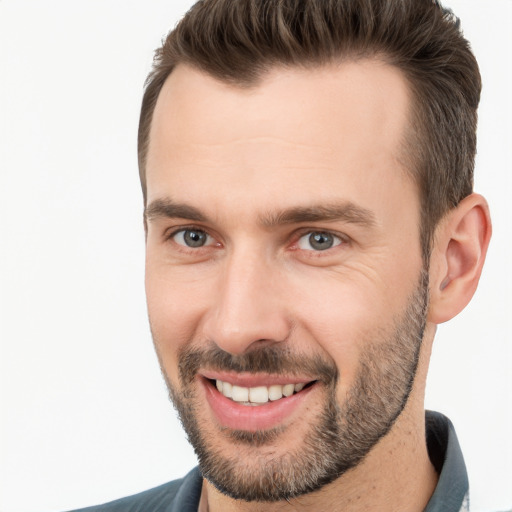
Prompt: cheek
<box><xmin>287</xmin><ymin>270</ymin><xmax>407</xmax><ymax>394</ymax></box>
<box><xmin>145</xmin><ymin>262</ymin><xmax>209</xmax><ymax>381</ymax></box>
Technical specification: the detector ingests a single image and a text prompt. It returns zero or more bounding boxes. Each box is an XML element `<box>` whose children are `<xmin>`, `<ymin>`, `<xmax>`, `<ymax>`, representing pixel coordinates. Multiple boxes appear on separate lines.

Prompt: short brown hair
<box><xmin>138</xmin><ymin>0</ymin><xmax>481</xmax><ymax>256</ymax></box>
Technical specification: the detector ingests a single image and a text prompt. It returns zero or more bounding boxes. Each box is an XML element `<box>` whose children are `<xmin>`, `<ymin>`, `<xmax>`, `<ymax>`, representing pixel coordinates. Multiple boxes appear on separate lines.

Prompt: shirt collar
<box><xmin>423</xmin><ymin>411</ymin><xmax>469</xmax><ymax>512</ymax></box>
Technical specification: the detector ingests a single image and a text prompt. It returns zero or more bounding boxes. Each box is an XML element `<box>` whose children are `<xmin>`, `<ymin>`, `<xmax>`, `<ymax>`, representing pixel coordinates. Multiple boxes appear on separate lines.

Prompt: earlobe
<box><xmin>427</xmin><ymin>193</ymin><xmax>492</xmax><ymax>324</ymax></box>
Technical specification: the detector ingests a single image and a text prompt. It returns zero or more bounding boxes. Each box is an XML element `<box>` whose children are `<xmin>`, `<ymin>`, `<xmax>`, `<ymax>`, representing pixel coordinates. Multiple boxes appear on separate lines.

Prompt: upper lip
<box><xmin>200</xmin><ymin>370</ymin><xmax>315</xmax><ymax>388</ymax></box>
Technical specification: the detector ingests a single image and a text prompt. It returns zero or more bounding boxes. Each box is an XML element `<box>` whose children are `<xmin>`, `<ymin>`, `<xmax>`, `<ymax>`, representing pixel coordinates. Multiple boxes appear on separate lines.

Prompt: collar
<box><xmin>424</xmin><ymin>410</ymin><xmax>469</xmax><ymax>512</ymax></box>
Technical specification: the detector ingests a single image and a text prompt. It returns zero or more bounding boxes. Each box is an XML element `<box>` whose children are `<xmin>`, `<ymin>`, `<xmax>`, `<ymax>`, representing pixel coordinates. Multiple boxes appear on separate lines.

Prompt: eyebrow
<box><xmin>260</xmin><ymin>203</ymin><xmax>376</xmax><ymax>228</ymax></box>
<box><xmin>145</xmin><ymin>199</ymin><xmax>207</xmax><ymax>223</ymax></box>
<box><xmin>145</xmin><ymin>198</ymin><xmax>376</xmax><ymax>228</ymax></box>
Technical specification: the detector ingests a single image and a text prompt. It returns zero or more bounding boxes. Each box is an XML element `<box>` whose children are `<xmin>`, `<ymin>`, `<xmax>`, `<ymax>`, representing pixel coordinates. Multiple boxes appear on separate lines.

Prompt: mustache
<box><xmin>178</xmin><ymin>343</ymin><xmax>338</xmax><ymax>385</ymax></box>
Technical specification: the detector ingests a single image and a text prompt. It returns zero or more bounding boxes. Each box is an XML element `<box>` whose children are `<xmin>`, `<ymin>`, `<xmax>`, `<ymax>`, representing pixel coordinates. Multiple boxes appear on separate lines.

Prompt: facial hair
<box><xmin>155</xmin><ymin>269</ymin><xmax>429</xmax><ymax>502</ymax></box>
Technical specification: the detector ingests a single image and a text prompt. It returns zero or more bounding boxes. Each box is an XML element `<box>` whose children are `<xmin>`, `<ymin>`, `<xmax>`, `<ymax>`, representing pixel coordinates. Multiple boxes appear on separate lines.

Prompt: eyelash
<box><xmin>297</xmin><ymin>230</ymin><xmax>346</xmax><ymax>251</ymax></box>
<box><xmin>166</xmin><ymin>226</ymin><xmax>218</xmax><ymax>249</ymax></box>
<box><xmin>165</xmin><ymin>226</ymin><xmax>349</xmax><ymax>255</ymax></box>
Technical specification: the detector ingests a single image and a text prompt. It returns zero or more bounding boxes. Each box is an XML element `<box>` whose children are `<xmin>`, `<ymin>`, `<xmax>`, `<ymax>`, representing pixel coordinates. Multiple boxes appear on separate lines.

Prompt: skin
<box><xmin>144</xmin><ymin>61</ymin><xmax>491</xmax><ymax>511</ymax></box>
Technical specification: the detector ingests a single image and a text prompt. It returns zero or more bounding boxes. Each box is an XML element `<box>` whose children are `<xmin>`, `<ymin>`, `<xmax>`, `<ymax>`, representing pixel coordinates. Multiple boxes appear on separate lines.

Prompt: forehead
<box><xmin>146</xmin><ymin>61</ymin><xmax>414</xmax><ymax>217</ymax></box>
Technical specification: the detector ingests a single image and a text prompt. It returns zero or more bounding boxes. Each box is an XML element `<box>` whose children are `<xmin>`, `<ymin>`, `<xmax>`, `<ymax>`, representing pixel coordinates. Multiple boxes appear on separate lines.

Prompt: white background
<box><xmin>0</xmin><ymin>1</ymin><xmax>511</xmax><ymax>511</ymax></box>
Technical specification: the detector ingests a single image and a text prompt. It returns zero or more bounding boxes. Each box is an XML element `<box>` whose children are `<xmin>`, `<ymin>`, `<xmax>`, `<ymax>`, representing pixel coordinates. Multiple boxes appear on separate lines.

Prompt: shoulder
<box><xmin>65</xmin><ymin>467</ymin><xmax>202</xmax><ymax>512</ymax></box>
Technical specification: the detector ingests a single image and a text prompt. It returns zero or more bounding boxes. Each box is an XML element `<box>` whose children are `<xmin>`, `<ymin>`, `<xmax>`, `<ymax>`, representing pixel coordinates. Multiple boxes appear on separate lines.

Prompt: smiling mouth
<box><xmin>210</xmin><ymin>379</ymin><xmax>316</xmax><ymax>405</ymax></box>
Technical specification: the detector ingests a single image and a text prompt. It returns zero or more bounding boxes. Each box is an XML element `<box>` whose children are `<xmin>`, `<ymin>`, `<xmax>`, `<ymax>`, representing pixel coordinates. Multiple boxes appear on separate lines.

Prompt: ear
<box><xmin>427</xmin><ymin>193</ymin><xmax>492</xmax><ymax>324</ymax></box>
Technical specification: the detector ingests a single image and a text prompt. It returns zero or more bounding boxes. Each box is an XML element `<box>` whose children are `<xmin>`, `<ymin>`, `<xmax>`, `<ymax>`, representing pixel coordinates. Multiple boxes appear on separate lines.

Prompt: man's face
<box><xmin>144</xmin><ymin>61</ymin><xmax>427</xmax><ymax>501</ymax></box>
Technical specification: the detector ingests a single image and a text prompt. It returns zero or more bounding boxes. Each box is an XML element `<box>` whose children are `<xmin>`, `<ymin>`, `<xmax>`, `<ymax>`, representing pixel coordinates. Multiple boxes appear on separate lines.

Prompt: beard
<box><xmin>154</xmin><ymin>269</ymin><xmax>429</xmax><ymax>503</ymax></box>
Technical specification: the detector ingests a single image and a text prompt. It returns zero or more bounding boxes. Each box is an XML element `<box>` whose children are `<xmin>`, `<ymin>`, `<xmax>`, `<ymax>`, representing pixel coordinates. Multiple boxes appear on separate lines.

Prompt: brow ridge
<box><xmin>259</xmin><ymin>202</ymin><xmax>376</xmax><ymax>228</ymax></box>
<box><xmin>145</xmin><ymin>198</ymin><xmax>376</xmax><ymax>228</ymax></box>
<box><xmin>145</xmin><ymin>199</ymin><xmax>207</xmax><ymax>223</ymax></box>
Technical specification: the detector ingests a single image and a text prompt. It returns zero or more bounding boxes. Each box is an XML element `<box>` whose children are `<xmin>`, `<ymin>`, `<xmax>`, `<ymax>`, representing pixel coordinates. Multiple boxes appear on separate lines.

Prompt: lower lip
<box><xmin>201</xmin><ymin>378</ymin><xmax>316</xmax><ymax>432</ymax></box>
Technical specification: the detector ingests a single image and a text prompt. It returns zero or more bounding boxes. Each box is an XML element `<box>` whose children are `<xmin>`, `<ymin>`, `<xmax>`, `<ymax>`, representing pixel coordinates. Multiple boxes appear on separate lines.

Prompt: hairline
<box><xmin>141</xmin><ymin>55</ymin><xmax>422</xmax><ymax>194</ymax></box>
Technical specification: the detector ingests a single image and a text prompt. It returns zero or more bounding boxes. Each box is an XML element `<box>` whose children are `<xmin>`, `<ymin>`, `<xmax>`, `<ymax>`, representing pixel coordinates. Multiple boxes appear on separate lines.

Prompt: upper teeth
<box><xmin>216</xmin><ymin>380</ymin><xmax>306</xmax><ymax>405</ymax></box>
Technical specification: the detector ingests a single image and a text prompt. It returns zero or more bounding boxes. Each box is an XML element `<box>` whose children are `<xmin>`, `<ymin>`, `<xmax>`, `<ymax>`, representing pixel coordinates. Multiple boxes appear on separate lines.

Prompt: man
<box><xmin>70</xmin><ymin>0</ymin><xmax>491</xmax><ymax>510</ymax></box>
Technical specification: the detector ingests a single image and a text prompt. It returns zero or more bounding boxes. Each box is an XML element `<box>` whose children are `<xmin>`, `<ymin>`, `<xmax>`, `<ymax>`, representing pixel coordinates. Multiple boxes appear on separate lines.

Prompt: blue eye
<box><xmin>297</xmin><ymin>232</ymin><xmax>342</xmax><ymax>251</ymax></box>
<box><xmin>173</xmin><ymin>229</ymin><xmax>212</xmax><ymax>248</ymax></box>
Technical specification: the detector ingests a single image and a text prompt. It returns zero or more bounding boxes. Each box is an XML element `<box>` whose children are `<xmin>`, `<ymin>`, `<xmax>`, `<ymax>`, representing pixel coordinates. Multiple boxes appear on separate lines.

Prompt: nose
<box><xmin>201</xmin><ymin>248</ymin><xmax>292</xmax><ymax>356</ymax></box>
